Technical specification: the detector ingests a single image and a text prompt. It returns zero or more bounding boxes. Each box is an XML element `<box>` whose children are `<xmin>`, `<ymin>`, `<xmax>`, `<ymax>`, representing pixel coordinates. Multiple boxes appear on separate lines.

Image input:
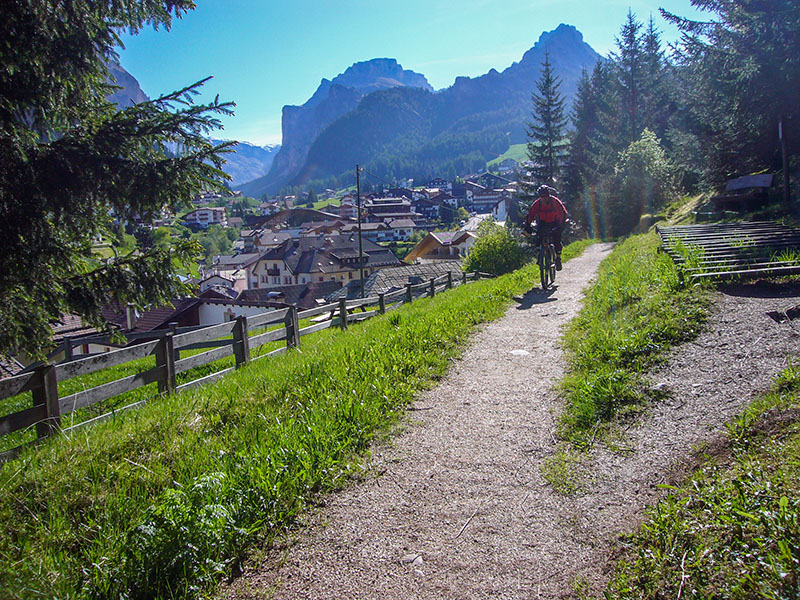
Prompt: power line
<box><xmin>358</xmin><ymin>167</ymin><xmax>396</xmax><ymax>189</ymax></box>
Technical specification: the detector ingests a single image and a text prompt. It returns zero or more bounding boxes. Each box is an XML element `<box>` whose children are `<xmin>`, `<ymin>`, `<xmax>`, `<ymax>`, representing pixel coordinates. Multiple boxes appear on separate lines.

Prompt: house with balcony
<box><xmin>340</xmin><ymin>222</ymin><xmax>394</xmax><ymax>243</ymax></box>
<box><xmin>363</xmin><ymin>196</ymin><xmax>417</xmax><ymax>223</ymax></box>
<box><xmin>429</xmin><ymin>192</ymin><xmax>459</xmax><ymax>209</ymax></box>
<box><xmin>388</xmin><ymin>219</ymin><xmax>416</xmax><ymax>241</ymax></box>
<box><xmin>250</xmin><ymin>235</ymin><xmax>401</xmax><ymax>289</ymax></box>
<box><xmin>413</xmin><ymin>197</ymin><xmax>440</xmax><ymax>220</ymax></box>
<box><xmin>424</xmin><ymin>177</ymin><xmax>452</xmax><ymax>191</ymax></box>
<box><xmin>183</xmin><ymin>206</ymin><xmax>228</xmax><ymax>229</ymax></box>
<box><xmin>471</xmin><ymin>188</ymin><xmax>511</xmax><ymax>213</ymax></box>
<box><xmin>203</xmin><ymin>252</ymin><xmax>260</xmax><ymax>292</ymax></box>
<box><xmin>404</xmin><ymin>230</ymin><xmax>477</xmax><ymax>263</ymax></box>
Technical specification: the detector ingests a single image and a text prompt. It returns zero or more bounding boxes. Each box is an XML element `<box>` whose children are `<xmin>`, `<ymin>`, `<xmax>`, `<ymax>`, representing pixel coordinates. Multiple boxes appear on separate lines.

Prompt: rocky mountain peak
<box><xmin>517</xmin><ymin>23</ymin><xmax>598</xmax><ymax>69</ymax></box>
<box><xmin>331</xmin><ymin>58</ymin><xmax>433</xmax><ymax>93</ymax></box>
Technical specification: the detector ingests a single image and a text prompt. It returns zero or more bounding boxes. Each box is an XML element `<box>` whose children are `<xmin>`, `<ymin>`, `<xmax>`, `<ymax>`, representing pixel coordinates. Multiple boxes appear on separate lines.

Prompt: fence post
<box><xmin>339</xmin><ymin>298</ymin><xmax>348</xmax><ymax>329</ymax></box>
<box><xmin>156</xmin><ymin>332</ymin><xmax>177</xmax><ymax>394</ymax></box>
<box><xmin>447</xmin><ymin>271</ymin><xmax>453</xmax><ymax>289</ymax></box>
<box><xmin>378</xmin><ymin>293</ymin><xmax>385</xmax><ymax>314</ymax></box>
<box><xmin>429</xmin><ymin>278</ymin><xmax>435</xmax><ymax>297</ymax></box>
<box><xmin>63</xmin><ymin>337</ymin><xmax>73</xmax><ymax>362</ymax></box>
<box><xmin>284</xmin><ymin>306</ymin><xmax>300</xmax><ymax>349</ymax></box>
<box><xmin>33</xmin><ymin>364</ymin><xmax>59</xmax><ymax>439</ymax></box>
<box><xmin>462</xmin><ymin>272</ymin><xmax>468</xmax><ymax>285</ymax></box>
<box><xmin>169</xmin><ymin>322</ymin><xmax>180</xmax><ymax>362</ymax></box>
<box><xmin>473</xmin><ymin>271</ymin><xmax>479</xmax><ymax>281</ymax></box>
<box><xmin>233</xmin><ymin>315</ymin><xmax>251</xmax><ymax>368</ymax></box>
<box><xmin>406</xmin><ymin>283</ymin><xmax>413</xmax><ymax>303</ymax></box>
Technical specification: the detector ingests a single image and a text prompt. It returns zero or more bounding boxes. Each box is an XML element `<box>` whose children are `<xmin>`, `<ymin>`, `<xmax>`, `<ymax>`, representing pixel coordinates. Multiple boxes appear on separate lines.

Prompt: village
<box><xmin>131</xmin><ymin>172</ymin><xmax>518</xmax><ymax>323</ymax></box>
<box><xmin>0</xmin><ymin>169</ymin><xmax>523</xmax><ymax>376</ymax></box>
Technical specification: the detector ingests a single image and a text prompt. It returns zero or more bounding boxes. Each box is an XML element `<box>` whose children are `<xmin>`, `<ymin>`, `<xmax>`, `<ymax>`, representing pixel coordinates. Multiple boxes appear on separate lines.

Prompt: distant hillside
<box><xmin>245</xmin><ymin>24</ymin><xmax>601</xmax><ymax>196</ymax></box>
<box><xmin>105</xmin><ymin>63</ymin><xmax>280</xmax><ymax>189</ymax></box>
<box><xmin>247</xmin><ymin>58</ymin><xmax>433</xmax><ymax>197</ymax></box>
<box><xmin>106</xmin><ymin>61</ymin><xmax>149</xmax><ymax>108</ymax></box>
<box><xmin>211</xmin><ymin>141</ymin><xmax>281</xmax><ymax>188</ymax></box>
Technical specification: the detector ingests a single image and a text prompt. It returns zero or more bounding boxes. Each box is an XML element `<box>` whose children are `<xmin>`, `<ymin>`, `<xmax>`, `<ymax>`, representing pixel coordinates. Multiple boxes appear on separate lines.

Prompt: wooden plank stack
<box><xmin>658</xmin><ymin>221</ymin><xmax>800</xmax><ymax>281</ymax></box>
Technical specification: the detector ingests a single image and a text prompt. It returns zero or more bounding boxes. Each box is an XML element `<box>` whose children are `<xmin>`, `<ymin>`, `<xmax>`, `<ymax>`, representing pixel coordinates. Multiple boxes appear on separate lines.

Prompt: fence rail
<box><xmin>0</xmin><ymin>270</ymin><xmax>493</xmax><ymax>460</ymax></box>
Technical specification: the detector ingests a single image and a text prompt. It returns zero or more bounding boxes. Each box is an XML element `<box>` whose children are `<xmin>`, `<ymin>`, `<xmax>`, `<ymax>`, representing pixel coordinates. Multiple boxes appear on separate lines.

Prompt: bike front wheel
<box><xmin>539</xmin><ymin>252</ymin><xmax>550</xmax><ymax>289</ymax></box>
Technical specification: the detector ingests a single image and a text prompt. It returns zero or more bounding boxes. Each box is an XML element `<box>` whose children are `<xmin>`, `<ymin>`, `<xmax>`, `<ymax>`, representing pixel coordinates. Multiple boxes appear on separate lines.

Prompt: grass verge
<box><xmin>605</xmin><ymin>362</ymin><xmax>800</xmax><ymax>599</ymax></box>
<box><xmin>0</xmin><ymin>240</ymin><xmax>592</xmax><ymax>600</ymax></box>
<box><xmin>0</xmin><ymin>321</ymin><xmax>302</xmax><ymax>454</ymax></box>
<box><xmin>558</xmin><ymin>233</ymin><xmax>710</xmax><ymax>447</ymax></box>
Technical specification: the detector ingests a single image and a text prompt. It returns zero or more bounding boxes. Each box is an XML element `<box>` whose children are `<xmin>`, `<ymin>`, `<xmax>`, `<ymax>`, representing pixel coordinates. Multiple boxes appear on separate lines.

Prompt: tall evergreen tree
<box><xmin>640</xmin><ymin>16</ymin><xmax>673</xmax><ymax>139</ymax></box>
<box><xmin>613</xmin><ymin>10</ymin><xmax>644</xmax><ymax>147</ymax></box>
<box><xmin>563</xmin><ymin>68</ymin><xmax>598</xmax><ymax>202</ymax></box>
<box><xmin>0</xmin><ymin>1</ymin><xmax>234</xmax><ymax>357</ymax></box>
<box><xmin>663</xmin><ymin>0</ymin><xmax>800</xmax><ymax>183</ymax></box>
<box><xmin>526</xmin><ymin>51</ymin><xmax>568</xmax><ymax>186</ymax></box>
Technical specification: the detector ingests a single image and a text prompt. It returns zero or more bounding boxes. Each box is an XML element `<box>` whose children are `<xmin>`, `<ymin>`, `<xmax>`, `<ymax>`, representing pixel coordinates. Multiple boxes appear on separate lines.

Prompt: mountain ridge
<box><xmin>260</xmin><ymin>58</ymin><xmax>433</xmax><ymax>195</ymax></box>
<box><xmin>242</xmin><ymin>24</ymin><xmax>601</xmax><ymax>196</ymax></box>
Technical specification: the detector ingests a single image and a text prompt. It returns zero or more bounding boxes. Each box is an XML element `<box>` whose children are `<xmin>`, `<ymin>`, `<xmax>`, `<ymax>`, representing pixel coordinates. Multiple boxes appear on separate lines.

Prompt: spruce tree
<box><xmin>663</xmin><ymin>0</ymin><xmax>800</xmax><ymax>182</ymax></box>
<box><xmin>563</xmin><ymin>68</ymin><xmax>598</xmax><ymax>201</ymax></box>
<box><xmin>640</xmin><ymin>15</ymin><xmax>672</xmax><ymax>139</ymax></box>
<box><xmin>613</xmin><ymin>10</ymin><xmax>644</xmax><ymax>147</ymax></box>
<box><xmin>526</xmin><ymin>51</ymin><xmax>568</xmax><ymax>187</ymax></box>
<box><xmin>0</xmin><ymin>1</ymin><xmax>234</xmax><ymax>358</ymax></box>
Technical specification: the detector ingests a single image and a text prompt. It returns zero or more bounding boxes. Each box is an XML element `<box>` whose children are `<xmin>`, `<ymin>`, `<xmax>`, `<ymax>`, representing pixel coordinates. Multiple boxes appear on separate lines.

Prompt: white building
<box><xmin>184</xmin><ymin>206</ymin><xmax>228</xmax><ymax>229</ymax></box>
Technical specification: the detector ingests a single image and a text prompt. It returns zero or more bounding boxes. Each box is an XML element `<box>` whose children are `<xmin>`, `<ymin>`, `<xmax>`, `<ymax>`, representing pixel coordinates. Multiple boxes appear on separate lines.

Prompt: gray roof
<box><xmin>260</xmin><ymin>235</ymin><xmax>400</xmax><ymax>275</ymax></box>
<box><xmin>389</xmin><ymin>219</ymin><xmax>416</xmax><ymax>228</ymax></box>
<box><xmin>212</xmin><ymin>253</ymin><xmax>260</xmax><ymax>268</ymax></box>
<box><xmin>239</xmin><ymin>280</ymin><xmax>342</xmax><ymax>310</ymax></box>
<box><xmin>327</xmin><ymin>260</ymin><xmax>464</xmax><ymax>301</ymax></box>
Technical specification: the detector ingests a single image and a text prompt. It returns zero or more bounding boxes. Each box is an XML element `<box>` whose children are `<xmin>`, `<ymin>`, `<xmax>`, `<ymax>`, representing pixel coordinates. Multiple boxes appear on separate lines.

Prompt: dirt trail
<box><xmin>222</xmin><ymin>243</ymin><xmax>800</xmax><ymax>599</ymax></box>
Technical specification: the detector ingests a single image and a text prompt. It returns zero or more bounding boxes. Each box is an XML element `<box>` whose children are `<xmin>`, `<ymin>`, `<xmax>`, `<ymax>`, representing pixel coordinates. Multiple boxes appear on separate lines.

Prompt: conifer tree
<box><xmin>613</xmin><ymin>10</ymin><xmax>644</xmax><ymax>147</ymax></box>
<box><xmin>663</xmin><ymin>0</ymin><xmax>800</xmax><ymax>182</ymax></box>
<box><xmin>563</xmin><ymin>68</ymin><xmax>598</xmax><ymax>202</ymax></box>
<box><xmin>526</xmin><ymin>51</ymin><xmax>568</xmax><ymax>187</ymax></box>
<box><xmin>0</xmin><ymin>1</ymin><xmax>234</xmax><ymax>357</ymax></box>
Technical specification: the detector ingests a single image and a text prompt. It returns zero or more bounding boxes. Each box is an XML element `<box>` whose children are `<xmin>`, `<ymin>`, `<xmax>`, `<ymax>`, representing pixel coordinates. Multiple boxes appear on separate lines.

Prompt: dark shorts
<box><xmin>536</xmin><ymin>222</ymin><xmax>563</xmax><ymax>253</ymax></box>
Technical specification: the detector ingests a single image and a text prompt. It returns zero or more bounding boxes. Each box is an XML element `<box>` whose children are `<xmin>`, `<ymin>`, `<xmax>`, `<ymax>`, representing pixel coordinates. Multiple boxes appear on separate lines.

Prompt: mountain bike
<box><xmin>536</xmin><ymin>227</ymin><xmax>557</xmax><ymax>290</ymax></box>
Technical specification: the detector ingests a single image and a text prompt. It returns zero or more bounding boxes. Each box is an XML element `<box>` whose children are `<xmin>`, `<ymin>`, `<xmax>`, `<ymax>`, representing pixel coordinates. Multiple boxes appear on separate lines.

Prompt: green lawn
<box><xmin>486</xmin><ymin>143</ymin><xmax>528</xmax><ymax>168</ymax></box>
<box><xmin>558</xmin><ymin>233</ymin><xmax>711</xmax><ymax>446</ymax></box>
<box><xmin>0</xmin><ymin>242</ymin><xmax>594</xmax><ymax>600</ymax></box>
<box><xmin>606</xmin><ymin>364</ymin><xmax>800</xmax><ymax>599</ymax></box>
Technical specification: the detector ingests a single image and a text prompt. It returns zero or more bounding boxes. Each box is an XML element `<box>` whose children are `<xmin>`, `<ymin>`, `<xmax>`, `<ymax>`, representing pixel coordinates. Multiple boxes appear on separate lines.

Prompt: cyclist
<box><xmin>524</xmin><ymin>185</ymin><xmax>569</xmax><ymax>270</ymax></box>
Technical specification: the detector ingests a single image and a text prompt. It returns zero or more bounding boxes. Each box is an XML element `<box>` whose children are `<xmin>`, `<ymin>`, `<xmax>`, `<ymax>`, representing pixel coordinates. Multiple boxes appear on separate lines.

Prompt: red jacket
<box><xmin>526</xmin><ymin>195</ymin><xmax>568</xmax><ymax>225</ymax></box>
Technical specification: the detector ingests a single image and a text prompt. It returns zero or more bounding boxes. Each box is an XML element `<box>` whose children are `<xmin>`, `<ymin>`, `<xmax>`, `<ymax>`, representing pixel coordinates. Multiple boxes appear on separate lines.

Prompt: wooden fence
<box><xmin>0</xmin><ymin>270</ymin><xmax>492</xmax><ymax>459</ymax></box>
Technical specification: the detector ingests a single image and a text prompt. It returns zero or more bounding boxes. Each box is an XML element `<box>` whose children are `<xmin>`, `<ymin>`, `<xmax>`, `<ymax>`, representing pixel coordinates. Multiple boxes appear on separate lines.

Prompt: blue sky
<box><xmin>117</xmin><ymin>0</ymin><xmax>708</xmax><ymax>146</ymax></box>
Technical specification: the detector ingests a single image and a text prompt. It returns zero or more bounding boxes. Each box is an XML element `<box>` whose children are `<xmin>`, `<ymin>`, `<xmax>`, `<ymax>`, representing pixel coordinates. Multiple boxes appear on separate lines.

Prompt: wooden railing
<box><xmin>0</xmin><ymin>270</ymin><xmax>493</xmax><ymax>459</ymax></box>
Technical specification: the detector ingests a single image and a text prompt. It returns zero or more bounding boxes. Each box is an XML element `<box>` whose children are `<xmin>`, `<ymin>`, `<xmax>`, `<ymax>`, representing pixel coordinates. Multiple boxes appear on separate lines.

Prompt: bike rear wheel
<box><xmin>539</xmin><ymin>249</ymin><xmax>550</xmax><ymax>289</ymax></box>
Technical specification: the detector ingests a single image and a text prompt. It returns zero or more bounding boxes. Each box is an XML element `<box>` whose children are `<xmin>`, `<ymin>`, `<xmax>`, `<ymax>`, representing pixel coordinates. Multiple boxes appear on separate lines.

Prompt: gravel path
<box><xmin>221</xmin><ymin>244</ymin><xmax>800</xmax><ymax>599</ymax></box>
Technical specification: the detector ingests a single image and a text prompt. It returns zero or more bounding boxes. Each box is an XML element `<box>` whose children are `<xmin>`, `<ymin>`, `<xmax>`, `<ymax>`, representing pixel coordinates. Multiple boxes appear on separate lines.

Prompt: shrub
<box><xmin>462</xmin><ymin>219</ymin><xmax>528</xmax><ymax>275</ymax></box>
<box><xmin>600</xmin><ymin>129</ymin><xmax>678</xmax><ymax>238</ymax></box>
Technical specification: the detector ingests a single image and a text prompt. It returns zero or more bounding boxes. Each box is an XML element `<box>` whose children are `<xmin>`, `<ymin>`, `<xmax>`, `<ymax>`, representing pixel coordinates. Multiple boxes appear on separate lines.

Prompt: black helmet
<box><xmin>537</xmin><ymin>185</ymin><xmax>554</xmax><ymax>196</ymax></box>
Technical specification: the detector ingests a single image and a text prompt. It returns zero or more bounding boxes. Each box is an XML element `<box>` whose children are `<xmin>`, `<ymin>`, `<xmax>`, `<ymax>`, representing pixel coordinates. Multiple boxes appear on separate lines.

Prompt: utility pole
<box><xmin>780</xmin><ymin>117</ymin><xmax>791</xmax><ymax>211</ymax></box>
<box><xmin>356</xmin><ymin>164</ymin><xmax>365</xmax><ymax>297</ymax></box>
